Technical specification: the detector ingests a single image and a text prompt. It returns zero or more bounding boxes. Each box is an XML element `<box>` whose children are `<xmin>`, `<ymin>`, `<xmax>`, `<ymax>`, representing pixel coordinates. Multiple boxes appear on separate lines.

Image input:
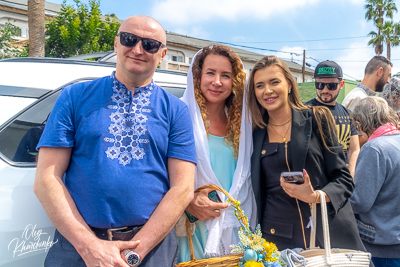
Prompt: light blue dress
<box><xmin>176</xmin><ymin>134</ymin><xmax>237</xmax><ymax>263</ymax></box>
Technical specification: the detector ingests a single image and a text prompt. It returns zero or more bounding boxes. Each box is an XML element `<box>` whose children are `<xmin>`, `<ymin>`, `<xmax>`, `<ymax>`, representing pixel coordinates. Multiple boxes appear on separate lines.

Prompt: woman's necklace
<box><xmin>268</xmin><ymin>117</ymin><xmax>307</xmax><ymax>249</ymax></box>
<box><xmin>272</xmin><ymin>119</ymin><xmax>307</xmax><ymax>250</ymax></box>
<box><xmin>268</xmin><ymin>121</ymin><xmax>291</xmax><ymax>142</ymax></box>
<box><xmin>269</xmin><ymin>116</ymin><xmax>292</xmax><ymax>126</ymax></box>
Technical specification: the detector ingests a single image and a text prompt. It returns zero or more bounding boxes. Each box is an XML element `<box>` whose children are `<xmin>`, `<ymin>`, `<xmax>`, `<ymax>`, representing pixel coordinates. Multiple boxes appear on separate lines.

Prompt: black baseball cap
<box><xmin>314</xmin><ymin>60</ymin><xmax>343</xmax><ymax>79</ymax></box>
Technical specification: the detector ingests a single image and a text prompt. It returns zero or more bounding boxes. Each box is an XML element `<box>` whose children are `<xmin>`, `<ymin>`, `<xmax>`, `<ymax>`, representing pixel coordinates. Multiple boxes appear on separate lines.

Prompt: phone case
<box><xmin>281</xmin><ymin>171</ymin><xmax>304</xmax><ymax>184</ymax></box>
<box><xmin>185</xmin><ymin>210</ymin><xmax>198</xmax><ymax>223</ymax></box>
<box><xmin>208</xmin><ymin>190</ymin><xmax>222</xmax><ymax>203</ymax></box>
<box><xmin>184</xmin><ymin>190</ymin><xmax>222</xmax><ymax>223</ymax></box>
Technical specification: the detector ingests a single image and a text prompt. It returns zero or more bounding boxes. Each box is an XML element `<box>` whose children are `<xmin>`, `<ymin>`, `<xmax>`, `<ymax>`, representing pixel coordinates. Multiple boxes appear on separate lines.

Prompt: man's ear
<box><xmin>158</xmin><ymin>48</ymin><xmax>167</xmax><ymax>64</ymax></box>
<box><xmin>377</xmin><ymin>67</ymin><xmax>384</xmax><ymax>77</ymax></box>
<box><xmin>114</xmin><ymin>36</ymin><xmax>118</xmax><ymax>53</ymax></box>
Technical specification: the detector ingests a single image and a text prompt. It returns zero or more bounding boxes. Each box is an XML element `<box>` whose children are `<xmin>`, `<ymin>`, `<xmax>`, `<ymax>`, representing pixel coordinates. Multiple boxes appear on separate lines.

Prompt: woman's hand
<box><xmin>185</xmin><ymin>188</ymin><xmax>229</xmax><ymax>221</ymax></box>
<box><xmin>280</xmin><ymin>169</ymin><xmax>317</xmax><ymax>203</ymax></box>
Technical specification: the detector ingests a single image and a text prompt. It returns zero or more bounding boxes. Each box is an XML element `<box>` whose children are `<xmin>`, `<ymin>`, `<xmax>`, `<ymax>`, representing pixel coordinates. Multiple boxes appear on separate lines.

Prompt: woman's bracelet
<box><xmin>310</xmin><ymin>191</ymin><xmax>319</xmax><ymax>204</ymax></box>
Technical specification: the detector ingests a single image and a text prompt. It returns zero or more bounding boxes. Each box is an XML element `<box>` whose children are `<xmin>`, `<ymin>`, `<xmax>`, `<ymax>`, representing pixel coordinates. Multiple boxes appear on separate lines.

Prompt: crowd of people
<box><xmin>33</xmin><ymin>15</ymin><xmax>400</xmax><ymax>267</ymax></box>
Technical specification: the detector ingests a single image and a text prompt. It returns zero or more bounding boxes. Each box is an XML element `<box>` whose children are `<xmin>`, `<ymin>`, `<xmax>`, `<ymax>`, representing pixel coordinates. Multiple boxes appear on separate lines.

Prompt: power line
<box><xmin>232</xmin><ymin>36</ymin><xmax>368</xmax><ymax>44</ymax></box>
<box><xmin>167</xmin><ymin>31</ymin><xmax>375</xmax><ymax>55</ymax></box>
<box><xmin>312</xmin><ymin>58</ymin><xmax>400</xmax><ymax>62</ymax></box>
<box><xmin>167</xmin><ymin>32</ymin><xmax>297</xmax><ymax>54</ymax></box>
<box><xmin>307</xmin><ymin>47</ymin><xmax>372</xmax><ymax>51</ymax></box>
<box><xmin>216</xmin><ymin>41</ymin><xmax>296</xmax><ymax>54</ymax></box>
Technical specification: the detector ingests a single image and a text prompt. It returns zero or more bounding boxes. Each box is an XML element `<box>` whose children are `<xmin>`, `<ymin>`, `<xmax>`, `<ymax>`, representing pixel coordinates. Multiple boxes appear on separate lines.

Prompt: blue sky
<box><xmin>48</xmin><ymin>0</ymin><xmax>400</xmax><ymax>80</ymax></box>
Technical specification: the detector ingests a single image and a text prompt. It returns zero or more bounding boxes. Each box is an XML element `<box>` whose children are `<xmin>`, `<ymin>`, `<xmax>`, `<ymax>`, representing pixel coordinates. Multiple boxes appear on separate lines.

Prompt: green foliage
<box><xmin>0</xmin><ymin>22</ymin><xmax>22</xmax><ymax>59</ymax></box>
<box><xmin>365</xmin><ymin>0</ymin><xmax>398</xmax><ymax>56</ymax></box>
<box><xmin>298</xmin><ymin>82</ymin><xmax>317</xmax><ymax>103</ymax></box>
<box><xmin>45</xmin><ymin>0</ymin><xmax>120</xmax><ymax>58</ymax></box>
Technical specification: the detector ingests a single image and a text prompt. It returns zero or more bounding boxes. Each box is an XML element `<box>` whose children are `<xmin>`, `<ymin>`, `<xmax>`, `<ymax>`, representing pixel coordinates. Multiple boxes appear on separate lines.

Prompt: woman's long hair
<box><xmin>192</xmin><ymin>45</ymin><xmax>246</xmax><ymax>158</ymax></box>
<box><xmin>246</xmin><ymin>55</ymin><xmax>337</xmax><ymax>151</ymax></box>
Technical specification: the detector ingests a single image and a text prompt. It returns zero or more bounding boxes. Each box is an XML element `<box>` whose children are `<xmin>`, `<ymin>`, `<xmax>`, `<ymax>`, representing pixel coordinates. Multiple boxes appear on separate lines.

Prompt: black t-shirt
<box><xmin>305</xmin><ymin>98</ymin><xmax>358</xmax><ymax>160</ymax></box>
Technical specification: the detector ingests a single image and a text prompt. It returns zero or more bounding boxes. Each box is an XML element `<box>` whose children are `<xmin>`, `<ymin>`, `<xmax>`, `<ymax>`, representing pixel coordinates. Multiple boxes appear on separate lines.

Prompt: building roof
<box><xmin>0</xmin><ymin>0</ymin><xmax>60</xmax><ymax>17</ymax></box>
<box><xmin>166</xmin><ymin>31</ymin><xmax>314</xmax><ymax>74</ymax></box>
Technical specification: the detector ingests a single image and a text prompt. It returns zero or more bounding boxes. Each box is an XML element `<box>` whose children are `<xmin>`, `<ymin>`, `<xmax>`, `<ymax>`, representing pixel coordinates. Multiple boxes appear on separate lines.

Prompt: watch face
<box><xmin>127</xmin><ymin>253</ymin><xmax>139</xmax><ymax>266</ymax></box>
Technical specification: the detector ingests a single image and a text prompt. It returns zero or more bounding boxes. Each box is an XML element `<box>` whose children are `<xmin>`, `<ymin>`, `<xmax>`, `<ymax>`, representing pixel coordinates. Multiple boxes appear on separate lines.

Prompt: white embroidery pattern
<box><xmin>105</xmin><ymin>75</ymin><xmax>153</xmax><ymax>165</ymax></box>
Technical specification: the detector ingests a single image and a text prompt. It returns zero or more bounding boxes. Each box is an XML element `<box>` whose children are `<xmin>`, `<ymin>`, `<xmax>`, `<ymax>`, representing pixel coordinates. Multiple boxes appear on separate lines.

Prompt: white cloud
<box><xmin>335</xmin><ymin>39</ymin><xmax>375</xmax><ymax>80</ymax></box>
<box><xmin>151</xmin><ymin>0</ymin><xmax>318</xmax><ymax>25</ymax></box>
<box><xmin>267</xmin><ymin>46</ymin><xmax>305</xmax><ymax>63</ymax></box>
<box><xmin>171</xmin><ymin>26</ymin><xmax>210</xmax><ymax>39</ymax></box>
<box><xmin>347</xmin><ymin>0</ymin><xmax>364</xmax><ymax>4</ymax></box>
<box><xmin>232</xmin><ymin>36</ymin><xmax>246</xmax><ymax>42</ymax></box>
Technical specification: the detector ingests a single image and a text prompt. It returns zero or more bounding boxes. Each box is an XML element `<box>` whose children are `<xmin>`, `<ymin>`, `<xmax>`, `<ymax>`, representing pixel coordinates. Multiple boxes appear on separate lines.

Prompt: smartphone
<box><xmin>281</xmin><ymin>171</ymin><xmax>304</xmax><ymax>184</ymax></box>
<box><xmin>184</xmin><ymin>190</ymin><xmax>223</xmax><ymax>223</ymax></box>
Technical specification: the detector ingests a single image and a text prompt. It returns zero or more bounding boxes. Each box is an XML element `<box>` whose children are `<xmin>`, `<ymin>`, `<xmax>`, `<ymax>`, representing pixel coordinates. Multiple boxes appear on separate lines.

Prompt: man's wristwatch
<box><xmin>123</xmin><ymin>249</ymin><xmax>141</xmax><ymax>267</ymax></box>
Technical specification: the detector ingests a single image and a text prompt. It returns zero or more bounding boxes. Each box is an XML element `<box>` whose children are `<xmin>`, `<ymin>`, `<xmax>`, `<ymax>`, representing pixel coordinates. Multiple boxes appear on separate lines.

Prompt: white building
<box><xmin>0</xmin><ymin>0</ymin><xmax>59</xmax><ymax>40</ymax></box>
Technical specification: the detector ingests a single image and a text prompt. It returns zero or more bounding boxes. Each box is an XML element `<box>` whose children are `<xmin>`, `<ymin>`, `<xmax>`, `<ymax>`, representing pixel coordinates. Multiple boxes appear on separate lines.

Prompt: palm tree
<box><xmin>369</xmin><ymin>21</ymin><xmax>400</xmax><ymax>60</ymax></box>
<box><xmin>365</xmin><ymin>0</ymin><xmax>398</xmax><ymax>55</ymax></box>
<box><xmin>28</xmin><ymin>0</ymin><xmax>45</xmax><ymax>57</ymax></box>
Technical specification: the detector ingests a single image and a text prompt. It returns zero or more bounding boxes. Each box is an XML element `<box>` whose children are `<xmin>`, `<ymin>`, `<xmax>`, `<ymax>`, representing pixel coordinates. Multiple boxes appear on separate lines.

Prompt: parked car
<box><xmin>0</xmin><ymin>57</ymin><xmax>187</xmax><ymax>266</ymax></box>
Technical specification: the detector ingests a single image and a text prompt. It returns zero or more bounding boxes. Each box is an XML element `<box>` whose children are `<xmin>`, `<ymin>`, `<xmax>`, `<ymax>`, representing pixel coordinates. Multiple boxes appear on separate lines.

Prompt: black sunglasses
<box><xmin>118</xmin><ymin>32</ymin><xmax>165</xmax><ymax>54</ymax></box>
<box><xmin>315</xmin><ymin>82</ymin><xmax>339</xmax><ymax>91</ymax></box>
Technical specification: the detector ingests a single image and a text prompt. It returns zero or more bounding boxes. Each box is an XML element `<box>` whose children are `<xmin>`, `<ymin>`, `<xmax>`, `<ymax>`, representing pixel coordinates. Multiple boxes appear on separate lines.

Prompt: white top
<box><xmin>181</xmin><ymin>49</ymin><xmax>257</xmax><ymax>257</ymax></box>
<box><xmin>342</xmin><ymin>87</ymin><xmax>369</xmax><ymax>111</ymax></box>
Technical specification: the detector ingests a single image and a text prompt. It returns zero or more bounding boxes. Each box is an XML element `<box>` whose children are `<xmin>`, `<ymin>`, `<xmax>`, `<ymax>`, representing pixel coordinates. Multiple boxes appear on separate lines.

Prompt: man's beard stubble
<box><xmin>375</xmin><ymin>76</ymin><xmax>387</xmax><ymax>93</ymax></box>
<box><xmin>317</xmin><ymin>92</ymin><xmax>339</xmax><ymax>104</ymax></box>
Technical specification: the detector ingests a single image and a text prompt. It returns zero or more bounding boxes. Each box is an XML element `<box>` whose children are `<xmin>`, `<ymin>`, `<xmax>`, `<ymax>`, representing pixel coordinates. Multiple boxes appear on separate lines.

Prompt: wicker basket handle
<box><xmin>309</xmin><ymin>190</ymin><xmax>333</xmax><ymax>265</ymax></box>
<box><xmin>185</xmin><ymin>184</ymin><xmax>248</xmax><ymax>261</ymax></box>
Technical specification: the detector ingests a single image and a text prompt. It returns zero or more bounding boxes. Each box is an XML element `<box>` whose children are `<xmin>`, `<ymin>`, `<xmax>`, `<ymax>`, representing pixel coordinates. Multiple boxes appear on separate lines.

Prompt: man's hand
<box><xmin>78</xmin><ymin>238</ymin><xmax>140</xmax><ymax>267</ymax></box>
<box><xmin>185</xmin><ymin>188</ymin><xmax>229</xmax><ymax>221</ymax></box>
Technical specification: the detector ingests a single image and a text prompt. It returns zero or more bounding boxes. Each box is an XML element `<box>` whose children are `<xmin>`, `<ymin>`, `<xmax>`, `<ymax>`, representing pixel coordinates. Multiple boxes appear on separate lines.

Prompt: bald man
<box><xmin>34</xmin><ymin>15</ymin><xmax>196</xmax><ymax>267</ymax></box>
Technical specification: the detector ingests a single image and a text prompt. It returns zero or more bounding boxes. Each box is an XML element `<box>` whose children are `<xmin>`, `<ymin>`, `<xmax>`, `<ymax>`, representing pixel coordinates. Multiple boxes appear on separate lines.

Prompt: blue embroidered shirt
<box><xmin>37</xmin><ymin>72</ymin><xmax>196</xmax><ymax>228</ymax></box>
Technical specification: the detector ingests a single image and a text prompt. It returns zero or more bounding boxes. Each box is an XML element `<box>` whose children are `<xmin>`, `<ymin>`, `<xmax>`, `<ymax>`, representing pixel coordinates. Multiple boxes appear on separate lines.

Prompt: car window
<box><xmin>163</xmin><ymin>87</ymin><xmax>185</xmax><ymax>98</ymax></box>
<box><xmin>0</xmin><ymin>91</ymin><xmax>60</xmax><ymax>165</ymax></box>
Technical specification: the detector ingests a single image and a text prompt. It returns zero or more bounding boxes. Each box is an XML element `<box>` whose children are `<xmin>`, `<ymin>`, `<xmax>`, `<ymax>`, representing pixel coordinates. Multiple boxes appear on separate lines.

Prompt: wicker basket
<box><xmin>175</xmin><ymin>184</ymin><xmax>245</xmax><ymax>267</ymax></box>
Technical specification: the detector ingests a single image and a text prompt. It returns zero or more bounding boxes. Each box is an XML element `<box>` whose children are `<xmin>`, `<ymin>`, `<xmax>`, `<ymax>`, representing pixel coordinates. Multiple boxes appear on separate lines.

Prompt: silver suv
<box><xmin>0</xmin><ymin>57</ymin><xmax>187</xmax><ymax>266</ymax></box>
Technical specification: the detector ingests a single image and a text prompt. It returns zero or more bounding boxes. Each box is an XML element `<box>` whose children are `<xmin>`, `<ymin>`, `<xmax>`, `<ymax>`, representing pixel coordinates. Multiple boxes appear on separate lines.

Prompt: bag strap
<box><xmin>309</xmin><ymin>190</ymin><xmax>333</xmax><ymax>266</ymax></box>
<box><xmin>309</xmin><ymin>199</ymin><xmax>317</xmax><ymax>249</ymax></box>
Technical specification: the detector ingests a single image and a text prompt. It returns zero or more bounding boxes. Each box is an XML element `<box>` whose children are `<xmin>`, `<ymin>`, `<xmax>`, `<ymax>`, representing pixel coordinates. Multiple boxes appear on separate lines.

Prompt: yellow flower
<box><xmin>262</xmin><ymin>239</ymin><xmax>270</xmax><ymax>252</ymax></box>
<box><xmin>244</xmin><ymin>261</ymin><xmax>264</xmax><ymax>267</ymax></box>
<box><xmin>262</xmin><ymin>240</ymin><xmax>279</xmax><ymax>261</ymax></box>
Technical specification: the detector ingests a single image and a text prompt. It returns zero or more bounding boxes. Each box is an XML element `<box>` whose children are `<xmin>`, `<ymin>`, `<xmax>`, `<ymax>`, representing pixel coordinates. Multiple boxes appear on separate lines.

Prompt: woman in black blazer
<box><xmin>246</xmin><ymin>56</ymin><xmax>366</xmax><ymax>252</ymax></box>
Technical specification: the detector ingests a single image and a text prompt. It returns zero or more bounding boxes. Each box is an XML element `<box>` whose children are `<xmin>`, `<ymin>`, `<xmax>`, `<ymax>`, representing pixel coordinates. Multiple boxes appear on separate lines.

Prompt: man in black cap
<box><xmin>305</xmin><ymin>60</ymin><xmax>359</xmax><ymax>177</ymax></box>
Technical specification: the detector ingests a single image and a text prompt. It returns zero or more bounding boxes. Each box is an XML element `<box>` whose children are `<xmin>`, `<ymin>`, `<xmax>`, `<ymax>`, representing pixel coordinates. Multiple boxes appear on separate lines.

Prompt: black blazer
<box><xmin>251</xmin><ymin>107</ymin><xmax>366</xmax><ymax>251</ymax></box>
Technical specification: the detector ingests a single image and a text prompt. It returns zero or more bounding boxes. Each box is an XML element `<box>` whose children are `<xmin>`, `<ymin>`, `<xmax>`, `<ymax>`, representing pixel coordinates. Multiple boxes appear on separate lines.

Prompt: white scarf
<box><xmin>181</xmin><ymin>49</ymin><xmax>257</xmax><ymax>257</ymax></box>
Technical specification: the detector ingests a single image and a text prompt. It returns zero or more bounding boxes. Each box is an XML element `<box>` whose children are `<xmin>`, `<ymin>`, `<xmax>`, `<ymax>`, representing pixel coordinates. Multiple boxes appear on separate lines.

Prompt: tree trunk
<box><xmin>28</xmin><ymin>0</ymin><xmax>45</xmax><ymax>57</ymax></box>
<box><xmin>387</xmin><ymin>41</ymin><xmax>391</xmax><ymax>60</ymax></box>
<box><xmin>375</xmin><ymin>43</ymin><xmax>383</xmax><ymax>55</ymax></box>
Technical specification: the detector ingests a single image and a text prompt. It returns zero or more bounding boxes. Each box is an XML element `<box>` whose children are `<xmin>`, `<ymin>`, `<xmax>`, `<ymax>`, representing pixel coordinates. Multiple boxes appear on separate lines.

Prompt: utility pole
<box><xmin>302</xmin><ymin>49</ymin><xmax>305</xmax><ymax>83</ymax></box>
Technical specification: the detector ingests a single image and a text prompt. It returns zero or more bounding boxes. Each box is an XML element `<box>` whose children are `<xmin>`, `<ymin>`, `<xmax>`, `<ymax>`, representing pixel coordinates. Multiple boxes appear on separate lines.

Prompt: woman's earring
<box><xmin>288</xmin><ymin>90</ymin><xmax>291</xmax><ymax>94</ymax></box>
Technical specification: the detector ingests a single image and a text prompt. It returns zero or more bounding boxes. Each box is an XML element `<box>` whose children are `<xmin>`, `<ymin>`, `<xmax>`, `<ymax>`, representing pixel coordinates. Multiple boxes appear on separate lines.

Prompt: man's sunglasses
<box><xmin>118</xmin><ymin>32</ymin><xmax>165</xmax><ymax>54</ymax></box>
<box><xmin>315</xmin><ymin>82</ymin><xmax>339</xmax><ymax>91</ymax></box>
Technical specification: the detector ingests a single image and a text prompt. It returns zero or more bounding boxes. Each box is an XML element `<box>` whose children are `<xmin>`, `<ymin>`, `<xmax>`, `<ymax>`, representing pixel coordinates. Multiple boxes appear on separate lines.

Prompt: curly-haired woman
<box><xmin>176</xmin><ymin>45</ymin><xmax>257</xmax><ymax>262</ymax></box>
